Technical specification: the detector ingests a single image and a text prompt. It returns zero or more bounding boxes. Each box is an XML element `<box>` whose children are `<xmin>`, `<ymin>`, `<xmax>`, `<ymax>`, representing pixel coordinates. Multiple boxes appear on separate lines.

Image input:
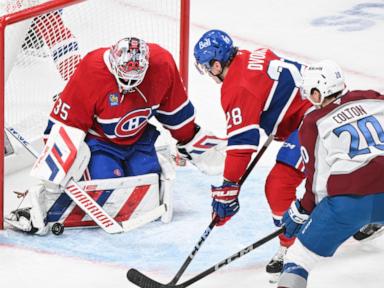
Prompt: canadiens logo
<box><xmin>115</xmin><ymin>108</ymin><xmax>151</xmax><ymax>137</ymax></box>
<box><xmin>109</xmin><ymin>93</ymin><xmax>120</xmax><ymax>107</ymax></box>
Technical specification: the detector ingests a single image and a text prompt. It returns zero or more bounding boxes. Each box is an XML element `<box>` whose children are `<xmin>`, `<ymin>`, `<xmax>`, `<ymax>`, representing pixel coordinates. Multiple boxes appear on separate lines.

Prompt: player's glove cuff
<box><xmin>282</xmin><ymin>200</ymin><xmax>310</xmax><ymax>238</ymax></box>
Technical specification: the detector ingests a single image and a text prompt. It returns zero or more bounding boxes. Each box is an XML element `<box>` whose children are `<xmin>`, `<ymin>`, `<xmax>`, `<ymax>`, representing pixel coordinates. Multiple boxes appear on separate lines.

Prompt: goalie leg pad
<box><xmin>46</xmin><ymin>174</ymin><xmax>162</xmax><ymax>228</ymax></box>
<box><xmin>157</xmin><ymin>152</ymin><xmax>176</xmax><ymax>223</ymax></box>
<box><xmin>29</xmin><ymin>184</ymin><xmax>50</xmax><ymax>235</ymax></box>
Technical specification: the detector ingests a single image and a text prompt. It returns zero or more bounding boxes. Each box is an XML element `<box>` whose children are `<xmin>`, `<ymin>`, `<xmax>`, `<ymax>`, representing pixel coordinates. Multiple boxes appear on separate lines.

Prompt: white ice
<box><xmin>1</xmin><ymin>0</ymin><xmax>384</xmax><ymax>287</ymax></box>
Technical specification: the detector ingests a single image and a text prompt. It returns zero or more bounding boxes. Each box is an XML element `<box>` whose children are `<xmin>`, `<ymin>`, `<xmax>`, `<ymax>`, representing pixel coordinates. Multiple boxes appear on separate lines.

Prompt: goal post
<box><xmin>0</xmin><ymin>0</ymin><xmax>190</xmax><ymax>229</ymax></box>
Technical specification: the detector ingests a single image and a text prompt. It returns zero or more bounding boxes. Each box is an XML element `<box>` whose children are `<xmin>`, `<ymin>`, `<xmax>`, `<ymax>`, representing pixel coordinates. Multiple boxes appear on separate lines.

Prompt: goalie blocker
<box><xmin>177</xmin><ymin>126</ymin><xmax>227</xmax><ymax>176</ymax></box>
<box><xmin>6</xmin><ymin>123</ymin><xmax>174</xmax><ymax>235</ymax></box>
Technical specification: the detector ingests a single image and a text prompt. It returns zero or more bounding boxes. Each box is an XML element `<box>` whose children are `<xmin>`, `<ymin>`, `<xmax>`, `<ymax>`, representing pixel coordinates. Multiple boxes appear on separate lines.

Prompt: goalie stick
<box><xmin>4</xmin><ymin>125</ymin><xmax>166</xmax><ymax>234</ymax></box>
<box><xmin>127</xmin><ymin>134</ymin><xmax>275</xmax><ymax>287</ymax></box>
<box><xmin>128</xmin><ymin>227</ymin><xmax>285</xmax><ymax>288</ymax></box>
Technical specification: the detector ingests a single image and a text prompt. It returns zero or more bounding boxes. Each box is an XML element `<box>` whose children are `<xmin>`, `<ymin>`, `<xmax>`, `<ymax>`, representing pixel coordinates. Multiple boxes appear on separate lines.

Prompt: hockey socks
<box><xmin>278</xmin><ymin>262</ymin><xmax>309</xmax><ymax>288</ymax></box>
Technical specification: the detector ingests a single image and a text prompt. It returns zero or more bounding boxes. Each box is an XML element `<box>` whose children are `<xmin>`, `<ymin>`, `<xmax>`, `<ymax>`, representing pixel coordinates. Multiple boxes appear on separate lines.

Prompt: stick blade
<box><xmin>127</xmin><ymin>268</ymin><xmax>167</xmax><ymax>288</ymax></box>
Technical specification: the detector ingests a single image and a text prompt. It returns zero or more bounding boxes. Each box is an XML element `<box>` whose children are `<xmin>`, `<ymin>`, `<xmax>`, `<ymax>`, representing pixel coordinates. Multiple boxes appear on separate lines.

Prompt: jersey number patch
<box><xmin>226</xmin><ymin>107</ymin><xmax>243</xmax><ymax>129</ymax></box>
<box><xmin>333</xmin><ymin>115</ymin><xmax>384</xmax><ymax>158</ymax></box>
<box><xmin>53</xmin><ymin>98</ymin><xmax>71</xmax><ymax>120</ymax></box>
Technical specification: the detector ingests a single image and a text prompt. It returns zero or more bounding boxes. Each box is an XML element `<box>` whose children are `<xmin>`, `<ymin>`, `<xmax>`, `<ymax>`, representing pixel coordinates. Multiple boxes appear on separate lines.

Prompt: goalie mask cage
<box><xmin>0</xmin><ymin>0</ymin><xmax>190</xmax><ymax>229</ymax></box>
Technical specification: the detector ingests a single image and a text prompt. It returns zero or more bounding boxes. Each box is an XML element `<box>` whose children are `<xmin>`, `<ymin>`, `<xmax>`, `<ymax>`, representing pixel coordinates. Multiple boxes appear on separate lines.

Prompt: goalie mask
<box><xmin>109</xmin><ymin>37</ymin><xmax>149</xmax><ymax>92</ymax></box>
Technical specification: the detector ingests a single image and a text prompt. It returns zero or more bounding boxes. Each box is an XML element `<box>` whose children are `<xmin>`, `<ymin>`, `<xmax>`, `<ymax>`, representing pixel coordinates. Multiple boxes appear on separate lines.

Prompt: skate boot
<box><xmin>353</xmin><ymin>224</ymin><xmax>384</xmax><ymax>241</ymax></box>
<box><xmin>266</xmin><ymin>246</ymin><xmax>287</xmax><ymax>283</ymax></box>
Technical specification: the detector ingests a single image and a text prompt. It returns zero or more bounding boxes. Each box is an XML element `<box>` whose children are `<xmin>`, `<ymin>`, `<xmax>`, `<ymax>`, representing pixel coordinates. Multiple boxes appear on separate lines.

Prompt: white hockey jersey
<box><xmin>299</xmin><ymin>90</ymin><xmax>384</xmax><ymax>212</ymax></box>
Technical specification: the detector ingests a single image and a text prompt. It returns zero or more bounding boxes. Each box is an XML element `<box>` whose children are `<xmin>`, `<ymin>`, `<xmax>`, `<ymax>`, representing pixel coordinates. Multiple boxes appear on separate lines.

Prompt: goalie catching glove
<box><xmin>176</xmin><ymin>126</ymin><xmax>227</xmax><ymax>175</ymax></box>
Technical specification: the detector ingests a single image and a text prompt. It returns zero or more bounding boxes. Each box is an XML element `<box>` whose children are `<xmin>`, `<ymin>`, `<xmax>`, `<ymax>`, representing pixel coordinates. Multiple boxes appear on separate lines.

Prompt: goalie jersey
<box><xmin>222</xmin><ymin>48</ymin><xmax>312</xmax><ymax>182</ymax></box>
<box><xmin>300</xmin><ymin>90</ymin><xmax>384</xmax><ymax>212</ymax></box>
<box><xmin>45</xmin><ymin>43</ymin><xmax>196</xmax><ymax>145</ymax></box>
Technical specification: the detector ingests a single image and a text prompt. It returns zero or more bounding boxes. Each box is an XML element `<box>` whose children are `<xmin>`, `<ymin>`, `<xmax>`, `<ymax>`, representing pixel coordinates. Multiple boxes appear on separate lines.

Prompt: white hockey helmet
<box><xmin>109</xmin><ymin>37</ymin><xmax>149</xmax><ymax>91</ymax></box>
<box><xmin>300</xmin><ymin>60</ymin><xmax>346</xmax><ymax>106</ymax></box>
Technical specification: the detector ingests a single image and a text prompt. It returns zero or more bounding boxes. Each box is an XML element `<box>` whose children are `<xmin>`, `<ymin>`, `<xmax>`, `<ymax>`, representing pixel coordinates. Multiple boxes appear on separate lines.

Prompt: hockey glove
<box><xmin>211</xmin><ymin>181</ymin><xmax>240</xmax><ymax>226</ymax></box>
<box><xmin>282</xmin><ymin>200</ymin><xmax>310</xmax><ymax>238</ymax></box>
<box><xmin>177</xmin><ymin>125</ymin><xmax>227</xmax><ymax>176</ymax></box>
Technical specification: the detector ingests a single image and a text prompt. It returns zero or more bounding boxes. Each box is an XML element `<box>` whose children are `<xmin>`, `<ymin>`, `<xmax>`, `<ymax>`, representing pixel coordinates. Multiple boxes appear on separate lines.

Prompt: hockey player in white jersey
<box><xmin>277</xmin><ymin>60</ymin><xmax>384</xmax><ymax>288</ymax></box>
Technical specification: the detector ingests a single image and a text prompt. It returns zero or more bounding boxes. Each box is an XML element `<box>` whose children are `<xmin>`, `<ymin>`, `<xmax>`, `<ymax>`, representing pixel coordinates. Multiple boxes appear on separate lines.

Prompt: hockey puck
<box><xmin>51</xmin><ymin>223</ymin><xmax>64</xmax><ymax>236</ymax></box>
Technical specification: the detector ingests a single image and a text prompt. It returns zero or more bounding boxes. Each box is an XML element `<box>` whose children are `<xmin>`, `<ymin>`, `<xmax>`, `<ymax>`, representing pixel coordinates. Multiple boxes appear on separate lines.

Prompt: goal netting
<box><xmin>0</xmin><ymin>0</ymin><xmax>189</xmax><ymax>228</ymax></box>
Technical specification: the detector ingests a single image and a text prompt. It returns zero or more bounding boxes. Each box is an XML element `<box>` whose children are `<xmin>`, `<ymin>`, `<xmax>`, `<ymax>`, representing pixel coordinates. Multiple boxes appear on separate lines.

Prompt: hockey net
<box><xmin>0</xmin><ymin>0</ymin><xmax>190</xmax><ymax>229</ymax></box>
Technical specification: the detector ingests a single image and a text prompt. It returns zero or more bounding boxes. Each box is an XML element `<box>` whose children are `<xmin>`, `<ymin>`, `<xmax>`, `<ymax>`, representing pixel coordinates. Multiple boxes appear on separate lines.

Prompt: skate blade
<box><xmin>358</xmin><ymin>227</ymin><xmax>384</xmax><ymax>243</ymax></box>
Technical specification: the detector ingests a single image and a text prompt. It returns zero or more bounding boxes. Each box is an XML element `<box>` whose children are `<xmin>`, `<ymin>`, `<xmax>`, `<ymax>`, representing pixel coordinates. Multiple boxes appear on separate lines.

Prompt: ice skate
<box><xmin>353</xmin><ymin>224</ymin><xmax>384</xmax><ymax>242</ymax></box>
<box><xmin>266</xmin><ymin>246</ymin><xmax>287</xmax><ymax>283</ymax></box>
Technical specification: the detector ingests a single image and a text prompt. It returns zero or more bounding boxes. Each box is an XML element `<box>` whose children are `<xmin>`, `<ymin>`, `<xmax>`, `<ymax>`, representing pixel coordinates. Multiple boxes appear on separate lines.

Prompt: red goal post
<box><xmin>0</xmin><ymin>0</ymin><xmax>190</xmax><ymax>229</ymax></box>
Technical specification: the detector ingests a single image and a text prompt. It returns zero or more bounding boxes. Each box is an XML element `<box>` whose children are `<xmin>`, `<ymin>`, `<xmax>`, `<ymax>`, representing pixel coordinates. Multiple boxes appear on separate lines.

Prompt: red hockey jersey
<box><xmin>46</xmin><ymin>44</ymin><xmax>196</xmax><ymax>145</ymax></box>
<box><xmin>221</xmin><ymin>48</ymin><xmax>311</xmax><ymax>182</ymax></box>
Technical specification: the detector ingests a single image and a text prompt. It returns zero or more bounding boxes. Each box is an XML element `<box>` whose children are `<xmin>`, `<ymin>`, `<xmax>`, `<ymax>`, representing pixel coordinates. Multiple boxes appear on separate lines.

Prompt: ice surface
<box><xmin>1</xmin><ymin>0</ymin><xmax>383</xmax><ymax>287</ymax></box>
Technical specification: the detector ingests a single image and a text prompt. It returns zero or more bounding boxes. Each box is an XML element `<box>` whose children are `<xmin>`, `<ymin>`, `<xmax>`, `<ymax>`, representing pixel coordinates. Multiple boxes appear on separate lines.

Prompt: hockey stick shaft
<box><xmin>179</xmin><ymin>227</ymin><xmax>285</xmax><ymax>288</ymax></box>
<box><xmin>170</xmin><ymin>135</ymin><xmax>275</xmax><ymax>284</ymax></box>
<box><xmin>5</xmin><ymin>126</ymin><xmax>39</xmax><ymax>158</ymax></box>
<box><xmin>170</xmin><ymin>134</ymin><xmax>274</xmax><ymax>283</ymax></box>
<box><xmin>127</xmin><ymin>135</ymin><xmax>275</xmax><ymax>287</ymax></box>
<box><xmin>238</xmin><ymin>134</ymin><xmax>274</xmax><ymax>186</ymax></box>
<box><xmin>168</xmin><ymin>215</ymin><xmax>218</xmax><ymax>285</ymax></box>
<box><xmin>127</xmin><ymin>227</ymin><xmax>284</xmax><ymax>288</ymax></box>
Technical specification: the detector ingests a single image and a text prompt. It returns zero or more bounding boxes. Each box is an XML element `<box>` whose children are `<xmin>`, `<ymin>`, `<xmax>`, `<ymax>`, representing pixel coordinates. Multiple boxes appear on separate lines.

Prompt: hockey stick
<box><xmin>4</xmin><ymin>125</ymin><xmax>166</xmax><ymax>234</ymax></box>
<box><xmin>128</xmin><ymin>226</ymin><xmax>285</xmax><ymax>288</ymax></box>
<box><xmin>127</xmin><ymin>134</ymin><xmax>275</xmax><ymax>287</ymax></box>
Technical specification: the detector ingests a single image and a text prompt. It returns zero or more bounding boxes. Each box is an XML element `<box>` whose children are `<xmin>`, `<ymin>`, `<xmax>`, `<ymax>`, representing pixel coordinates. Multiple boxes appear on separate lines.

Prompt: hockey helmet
<box><xmin>194</xmin><ymin>29</ymin><xmax>236</xmax><ymax>74</ymax></box>
<box><xmin>300</xmin><ymin>60</ymin><xmax>346</xmax><ymax>106</ymax></box>
<box><xmin>109</xmin><ymin>37</ymin><xmax>149</xmax><ymax>91</ymax></box>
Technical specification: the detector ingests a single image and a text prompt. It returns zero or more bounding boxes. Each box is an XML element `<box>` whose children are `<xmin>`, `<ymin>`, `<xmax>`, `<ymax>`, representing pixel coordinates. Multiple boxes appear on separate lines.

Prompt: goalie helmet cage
<box><xmin>0</xmin><ymin>0</ymin><xmax>190</xmax><ymax>229</ymax></box>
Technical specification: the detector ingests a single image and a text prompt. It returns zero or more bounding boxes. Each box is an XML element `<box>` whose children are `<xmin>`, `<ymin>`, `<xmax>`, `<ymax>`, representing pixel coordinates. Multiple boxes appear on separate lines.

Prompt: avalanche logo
<box><xmin>115</xmin><ymin>108</ymin><xmax>151</xmax><ymax>137</ymax></box>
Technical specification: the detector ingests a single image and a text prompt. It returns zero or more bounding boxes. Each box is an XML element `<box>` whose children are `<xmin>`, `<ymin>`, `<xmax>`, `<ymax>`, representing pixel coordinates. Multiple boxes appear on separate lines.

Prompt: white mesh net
<box><xmin>3</xmin><ymin>0</ymin><xmax>183</xmax><ymax>142</ymax></box>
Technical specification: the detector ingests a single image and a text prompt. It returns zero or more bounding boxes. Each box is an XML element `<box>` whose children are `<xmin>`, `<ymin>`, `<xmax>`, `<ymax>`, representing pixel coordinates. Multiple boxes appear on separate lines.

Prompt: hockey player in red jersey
<box><xmin>6</xmin><ymin>37</ymin><xmax>226</xmax><ymax>235</ymax></box>
<box><xmin>277</xmin><ymin>60</ymin><xmax>384</xmax><ymax>288</ymax></box>
<box><xmin>192</xmin><ymin>29</ymin><xmax>312</xmax><ymax>280</ymax></box>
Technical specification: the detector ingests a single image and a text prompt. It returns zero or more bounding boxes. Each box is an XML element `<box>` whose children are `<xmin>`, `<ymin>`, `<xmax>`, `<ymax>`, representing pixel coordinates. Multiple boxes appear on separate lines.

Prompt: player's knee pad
<box><xmin>158</xmin><ymin>152</ymin><xmax>176</xmax><ymax>223</ymax></box>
